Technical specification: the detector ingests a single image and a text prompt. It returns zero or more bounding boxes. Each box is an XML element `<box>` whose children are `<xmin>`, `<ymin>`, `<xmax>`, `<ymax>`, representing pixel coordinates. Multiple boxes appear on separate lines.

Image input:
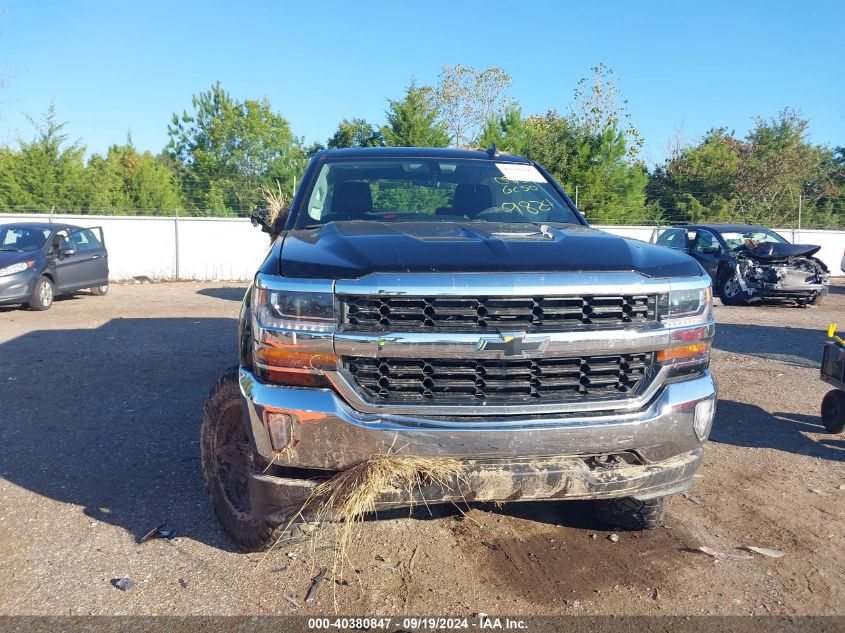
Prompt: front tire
<box><xmin>595</xmin><ymin>496</ymin><xmax>666</xmax><ymax>530</ymax></box>
<box><xmin>200</xmin><ymin>366</ymin><xmax>311</xmax><ymax>551</ymax></box>
<box><xmin>719</xmin><ymin>272</ymin><xmax>751</xmax><ymax>306</ymax></box>
<box><xmin>91</xmin><ymin>284</ymin><xmax>109</xmax><ymax>296</ymax></box>
<box><xmin>27</xmin><ymin>276</ymin><xmax>54</xmax><ymax>311</ymax></box>
<box><xmin>821</xmin><ymin>389</ymin><xmax>845</xmax><ymax>434</ymax></box>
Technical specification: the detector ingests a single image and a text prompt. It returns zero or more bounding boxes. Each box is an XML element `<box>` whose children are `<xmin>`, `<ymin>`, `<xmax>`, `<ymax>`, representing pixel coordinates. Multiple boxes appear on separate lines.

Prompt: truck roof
<box><xmin>318</xmin><ymin>146</ymin><xmax>532</xmax><ymax>163</ymax></box>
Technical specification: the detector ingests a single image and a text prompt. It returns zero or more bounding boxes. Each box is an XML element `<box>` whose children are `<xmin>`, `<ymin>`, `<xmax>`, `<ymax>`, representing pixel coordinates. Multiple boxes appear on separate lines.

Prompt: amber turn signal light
<box><xmin>254</xmin><ymin>346</ymin><xmax>339</xmax><ymax>370</ymax></box>
<box><xmin>656</xmin><ymin>342</ymin><xmax>711</xmax><ymax>363</ymax></box>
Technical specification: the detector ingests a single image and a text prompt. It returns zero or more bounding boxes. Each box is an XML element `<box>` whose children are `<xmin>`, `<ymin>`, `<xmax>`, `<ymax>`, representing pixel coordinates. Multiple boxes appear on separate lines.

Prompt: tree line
<box><xmin>1</xmin><ymin>64</ymin><xmax>842</xmax><ymax>227</ymax></box>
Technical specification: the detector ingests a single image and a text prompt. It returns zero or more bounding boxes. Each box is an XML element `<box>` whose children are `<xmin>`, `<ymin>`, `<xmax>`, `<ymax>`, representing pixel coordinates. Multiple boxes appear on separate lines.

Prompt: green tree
<box><xmin>0</xmin><ymin>104</ymin><xmax>88</xmax><ymax>211</ymax></box>
<box><xmin>479</xmin><ymin>107</ymin><xmax>534</xmax><ymax>155</ymax></box>
<box><xmin>512</xmin><ymin>66</ymin><xmax>651</xmax><ymax>225</ymax></box>
<box><xmin>649</xmin><ymin>110</ymin><xmax>841</xmax><ymax>227</ymax></box>
<box><xmin>167</xmin><ymin>82</ymin><xmax>297</xmax><ymax>214</ymax></box>
<box><xmin>382</xmin><ymin>80</ymin><xmax>450</xmax><ymax>147</ymax></box>
<box><xmin>326</xmin><ymin>118</ymin><xmax>384</xmax><ymax>149</ymax></box>
<box><xmin>86</xmin><ymin>140</ymin><xmax>184</xmax><ymax>214</ymax></box>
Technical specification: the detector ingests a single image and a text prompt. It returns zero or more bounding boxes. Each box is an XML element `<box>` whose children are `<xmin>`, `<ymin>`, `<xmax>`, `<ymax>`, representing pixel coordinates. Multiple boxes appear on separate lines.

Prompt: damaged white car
<box><xmin>654</xmin><ymin>224</ymin><xmax>829</xmax><ymax>306</ymax></box>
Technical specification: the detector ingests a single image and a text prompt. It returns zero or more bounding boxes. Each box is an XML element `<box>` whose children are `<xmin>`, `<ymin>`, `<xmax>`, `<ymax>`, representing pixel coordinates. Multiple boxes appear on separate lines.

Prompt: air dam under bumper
<box><xmin>239</xmin><ymin>368</ymin><xmax>715</xmax><ymax>515</ymax></box>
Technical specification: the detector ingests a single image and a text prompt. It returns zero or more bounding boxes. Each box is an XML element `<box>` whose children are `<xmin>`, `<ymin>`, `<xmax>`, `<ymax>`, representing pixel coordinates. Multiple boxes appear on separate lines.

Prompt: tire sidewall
<box><xmin>719</xmin><ymin>272</ymin><xmax>750</xmax><ymax>306</ymax></box>
<box><xmin>29</xmin><ymin>276</ymin><xmax>54</xmax><ymax>311</ymax></box>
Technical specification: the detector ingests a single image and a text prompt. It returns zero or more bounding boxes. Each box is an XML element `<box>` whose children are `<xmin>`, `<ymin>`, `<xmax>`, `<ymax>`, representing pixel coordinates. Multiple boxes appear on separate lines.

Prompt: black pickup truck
<box><xmin>201</xmin><ymin>147</ymin><xmax>717</xmax><ymax>551</ymax></box>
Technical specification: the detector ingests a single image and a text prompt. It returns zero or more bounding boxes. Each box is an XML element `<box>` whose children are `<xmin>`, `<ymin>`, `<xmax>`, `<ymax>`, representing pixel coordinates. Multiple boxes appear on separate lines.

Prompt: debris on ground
<box><xmin>682</xmin><ymin>492</ymin><xmax>704</xmax><ymax>506</ymax></box>
<box><xmin>742</xmin><ymin>546</ymin><xmax>786</xmax><ymax>558</ymax></box>
<box><xmin>691</xmin><ymin>546</ymin><xmax>753</xmax><ymax>561</ymax></box>
<box><xmin>281</xmin><ymin>593</ymin><xmax>301</xmax><ymax>609</ymax></box>
<box><xmin>111</xmin><ymin>577</ymin><xmax>135</xmax><ymax>591</ymax></box>
<box><xmin>608</xmin><ymin>534</ymin><xmax>620</xmax><ymax>543</ymax></box>
<box><xmin>138</xmin><ymin>522</ymin><xmax>167</xmax><ymax>544</ymax></box>
<box><xmin>589</xmin><ymin>533</ymin><xmax>597</xmax><ymax>540</ymax></box>
<box><xmin>305</xmin><ymin>567</ymin><xmax>327</xmax><ymax>603</ymax></box>
<box><xmin>178</xmin><ymin>579</ymin><xmax>188</xmax><ymax>589</ymax></box>
<box><xmin>138</xmin><ymin>523</ymin><xmax>176</xmax><ymax>544</ymax></box>
<box><xmin>809</xmin><ymin>488</ymin><xmax>828</xmax><ymax>496</ymax></box>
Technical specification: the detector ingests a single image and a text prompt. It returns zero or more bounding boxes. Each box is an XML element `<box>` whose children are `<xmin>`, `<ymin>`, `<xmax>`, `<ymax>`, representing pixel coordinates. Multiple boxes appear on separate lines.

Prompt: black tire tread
<box><xmin>821</xmin><ymin>389</ymin><xmax>845</xmax><ymax>434</ymax></box>
<box><xmin>594</xmin><ymin>496</ymin><xmax>666</xmax><ymax>530</ymax></box>
<box><xmin>200</xmin><ymin>366</ymin><xmax>313</xmax><ymax>551</ymax></box>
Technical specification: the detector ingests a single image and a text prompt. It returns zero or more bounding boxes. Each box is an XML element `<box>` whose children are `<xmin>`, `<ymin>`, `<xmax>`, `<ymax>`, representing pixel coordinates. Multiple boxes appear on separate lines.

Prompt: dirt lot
<box><xmin>0</xmin><ymin>281</ymin><xmax>843</xmax><ymax>617</ymax></box>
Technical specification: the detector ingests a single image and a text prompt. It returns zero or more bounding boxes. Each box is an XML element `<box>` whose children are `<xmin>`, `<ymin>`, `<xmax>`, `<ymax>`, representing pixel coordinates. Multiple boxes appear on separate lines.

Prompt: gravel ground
<box><xmin>0</xmin><ymin>281</ymin><xmax>843</xmax><ymax>617</ymax></box>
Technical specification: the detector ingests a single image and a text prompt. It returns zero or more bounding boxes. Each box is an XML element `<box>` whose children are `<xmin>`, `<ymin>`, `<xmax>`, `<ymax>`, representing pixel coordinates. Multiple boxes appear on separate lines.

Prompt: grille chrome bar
<box><xmin>334</xmin><ymin>324</ymin><xmax>673</xmax><ymax>360</ymax></box>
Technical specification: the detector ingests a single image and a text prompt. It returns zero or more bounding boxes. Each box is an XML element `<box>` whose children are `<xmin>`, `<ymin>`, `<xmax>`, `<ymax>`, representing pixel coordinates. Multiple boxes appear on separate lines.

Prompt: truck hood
<box><xmin>277</xmin><ymin>221</ymin><xmax>704</xmax><ymax>279</ymax></box>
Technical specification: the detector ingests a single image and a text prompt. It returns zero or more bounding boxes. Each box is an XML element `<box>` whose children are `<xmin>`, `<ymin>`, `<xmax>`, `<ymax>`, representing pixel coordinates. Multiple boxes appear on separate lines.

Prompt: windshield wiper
<box><xmin>0</xmin><ymin>247</ymin><xmax>20</xmax><ymax>251</ymax></box>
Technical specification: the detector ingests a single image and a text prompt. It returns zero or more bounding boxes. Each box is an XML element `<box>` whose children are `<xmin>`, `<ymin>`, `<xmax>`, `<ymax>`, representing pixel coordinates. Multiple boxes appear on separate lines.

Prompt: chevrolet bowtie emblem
<box><xmin>474</xmin><ymin>332</ymin><xmax>550</xmax><ymax>358</ymax></box>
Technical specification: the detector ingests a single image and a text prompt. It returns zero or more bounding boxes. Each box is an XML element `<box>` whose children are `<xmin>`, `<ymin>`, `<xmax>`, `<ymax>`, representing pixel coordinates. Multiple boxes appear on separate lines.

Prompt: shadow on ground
<box><xmin>0</xmin><ymin>317</ymin><xmax>242</xmax><ymax>551</ymax></box>
<box><xmin>711</xmin><ymin>399</ymin><xmax>844</xmax><ymax>461</ymax></box>
<box><xmin>371</xmin><ymin>498</ymin><xmax>599</xmax><ymax>530</ymax></box>
<box><xmin>197</xmin><ymin>287</ymin><xmax>248</xmax><ymax>302</ymax></box>
<box><xmin>714</xmin><ymin>322</ymin><xmax>826</xmax><ymax>367</ymax></box>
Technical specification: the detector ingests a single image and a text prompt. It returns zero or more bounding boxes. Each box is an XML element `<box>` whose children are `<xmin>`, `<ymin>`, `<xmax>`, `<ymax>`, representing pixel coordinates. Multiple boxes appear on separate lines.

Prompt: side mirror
<box><xmin>701</xmin><ymin>246</ymin><xmax>720</xmax><ymax>255</ymax></box>
<box><xmin>250</xmin><ymin>206</ymin><xmax>276</xmax><ymax>235</ymax></box>
<box><xmin>60</xmin><ymin>248</ymin><xmax>76</xmax><ymax>257</ymax></box>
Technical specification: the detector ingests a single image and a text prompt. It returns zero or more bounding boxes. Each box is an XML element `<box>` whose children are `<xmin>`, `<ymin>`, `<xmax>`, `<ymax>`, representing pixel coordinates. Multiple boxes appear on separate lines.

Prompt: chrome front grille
<box><xmin>343</xmin><ymin>353</ymin><xmax>652</xmax><ymax>404</ymax></box>
<box><xmin>340</xmin><ymin>294</ymin><xmax>656</xmax><ymax>331</ymax></box>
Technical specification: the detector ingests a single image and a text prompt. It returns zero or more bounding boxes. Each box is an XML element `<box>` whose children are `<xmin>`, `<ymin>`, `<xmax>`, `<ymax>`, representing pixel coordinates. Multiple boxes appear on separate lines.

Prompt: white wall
<box><xmin>0</xmin><ymin>213</ymin><xmax>271</xmax><ymax>281</ymax></box>
<box><xmin>1</xmin><ymin>213</ymin><xmax>842</xmax><ymax>281</ymax></box>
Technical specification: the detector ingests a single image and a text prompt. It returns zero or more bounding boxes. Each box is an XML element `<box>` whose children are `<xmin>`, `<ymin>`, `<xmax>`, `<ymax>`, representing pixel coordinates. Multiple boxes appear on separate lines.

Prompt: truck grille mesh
<box><xmin>343</xmin><ymin>354</ymin><xmax>652</xmax><ymax>404</ymax></box>
<box><xmin>340</xmin><ymin>295</ymin><xmax>656</xmax><ymax>331</ymax></box>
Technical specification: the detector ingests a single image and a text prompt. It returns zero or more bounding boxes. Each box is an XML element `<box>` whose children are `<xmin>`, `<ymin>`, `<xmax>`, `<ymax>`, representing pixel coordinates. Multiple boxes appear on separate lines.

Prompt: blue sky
<box><xmin>0</xmin><ymin>0</ymin><xmax>842</xmax><ymax>166</ymax></box>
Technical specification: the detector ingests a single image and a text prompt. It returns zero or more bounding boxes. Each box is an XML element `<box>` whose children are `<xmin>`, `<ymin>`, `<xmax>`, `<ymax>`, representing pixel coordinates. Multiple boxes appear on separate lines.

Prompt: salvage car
<box><xmin>653</xmin><ymin>224</ymin><xmax>829</xmax><ymax>306</ymax></box>
<box><xmin>0</xmin><ymin>222</ymin><xmax>109</xmax><ymax>310</ymax></box>
<box><xmin>201</xmin><ymin>147</ymin><xmax>717</xmax><ymax>551</ymax></box>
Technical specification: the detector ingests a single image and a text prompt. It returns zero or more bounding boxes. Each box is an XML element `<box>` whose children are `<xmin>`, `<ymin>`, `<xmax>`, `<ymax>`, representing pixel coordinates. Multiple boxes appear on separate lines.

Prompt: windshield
<box><xmin>296</xmin><ymin>158</ymin><xmax>582</xmax><ymax>227</ymax></box>
<box><xmin>0</xmin><ymin>227</ymin><xmax>50</xmax><ymax>252</ymax></box>
<box><xmin>720</xmin><ymin>229</ymin><xmax>787</xmax><ymax>251</ymax></box>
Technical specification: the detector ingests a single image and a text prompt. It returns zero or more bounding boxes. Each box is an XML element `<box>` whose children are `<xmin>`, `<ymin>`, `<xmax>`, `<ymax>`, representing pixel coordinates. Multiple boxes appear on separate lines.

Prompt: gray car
<box><xmin>0</xmin><ymin>222</ymin><xmax>110</xmax><ymax>310</ymax></box>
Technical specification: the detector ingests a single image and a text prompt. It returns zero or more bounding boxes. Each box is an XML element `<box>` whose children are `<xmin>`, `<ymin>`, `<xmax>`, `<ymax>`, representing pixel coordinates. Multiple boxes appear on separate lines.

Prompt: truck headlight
<box><xmin>251</xmin><ymin>280</ymin><xmax>338</xmax><ymax>385</ymax></box>
<box><xmin>0</xmin><ymin>261</ymin><xmax>35</xmax><ymax>277</ymax></box>
<box><xmin>657</xmin><ymin>283</ymin><xmax>714</xmax><ymax>378</ymax></box>
<box><xmin>252</xmin><ymin>287</ymin><xmax>335</xmax><ymax>332</ymax></box>
<box><xmin>661</xmin><ymin>286</ymin><xmax>712</xmax><ymax>328</ymax></box>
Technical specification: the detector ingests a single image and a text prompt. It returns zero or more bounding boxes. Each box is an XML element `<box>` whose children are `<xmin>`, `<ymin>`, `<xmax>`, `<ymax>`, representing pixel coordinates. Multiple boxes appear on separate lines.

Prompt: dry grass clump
<box><xmin>309</xmin><ymin>454</ymin><xmax>465</xmax><ymax>526</ymax></box>
<box><xmin>264</xmin><ymin>454</ymin><xmax>466</xmax><ymax>592</ymax></box>
<box><xmin>259</xmin><ymin>181</ymin><xmax>288</xmax><ymax>225</ymax></box>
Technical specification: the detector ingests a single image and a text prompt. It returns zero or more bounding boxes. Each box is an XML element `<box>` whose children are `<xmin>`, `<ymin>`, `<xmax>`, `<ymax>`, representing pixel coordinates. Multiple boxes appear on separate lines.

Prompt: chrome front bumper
<box><xmin>240</xmin><ymin>368</ymin><xmax>715</xmax><ymax>516</ymax></box>
<box><xmin>239</xmin><ymin>367</ymin><xmax>715</xmax><ymax>469</ymax></box>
